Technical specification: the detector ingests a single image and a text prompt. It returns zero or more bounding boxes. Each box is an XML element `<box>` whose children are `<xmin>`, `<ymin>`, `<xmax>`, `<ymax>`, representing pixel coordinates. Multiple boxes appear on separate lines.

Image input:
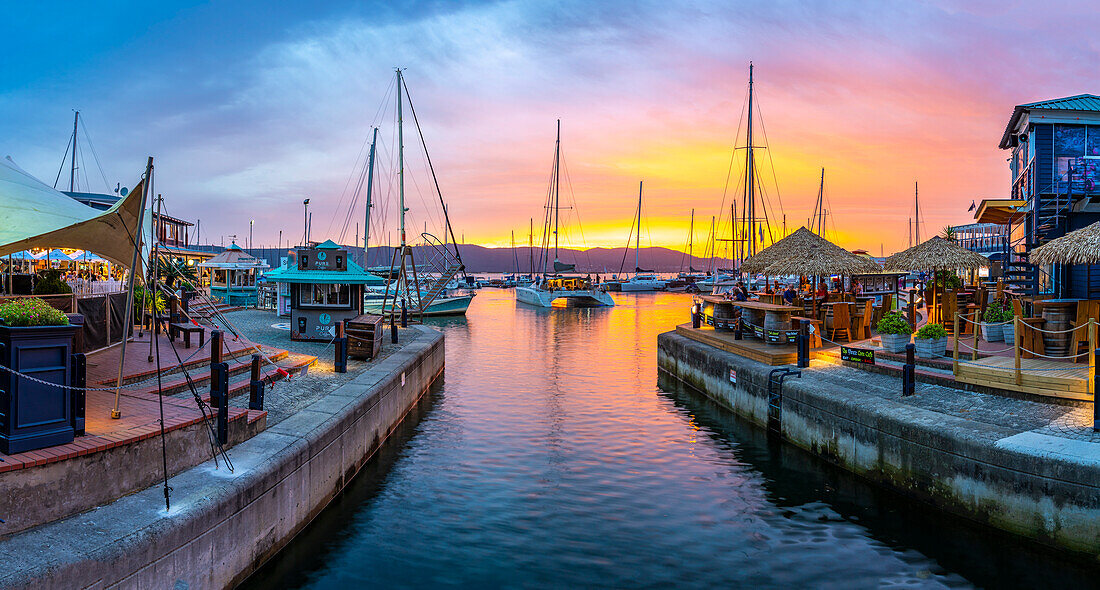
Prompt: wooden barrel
<box><xmin>712</xmin><ymin>304</ymin><xmax>736</xmax><ymax>332</ymax></box>
<box><xmin>1040</xmin><ymin>302</ymin><xmax>1075</xmax><ymax>357</ymax></box>
<box><xmin>763</xmin><ymin>310</ymin><xmax>792</xmax><ymax>345</ymax></box>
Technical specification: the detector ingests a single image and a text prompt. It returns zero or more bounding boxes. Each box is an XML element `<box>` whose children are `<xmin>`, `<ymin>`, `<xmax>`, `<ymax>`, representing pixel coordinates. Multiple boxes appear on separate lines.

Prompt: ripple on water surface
<box><xmin>244</xmin><ymin>290</ymin><xmax>1096</xmax><ymax>589</ymax></box>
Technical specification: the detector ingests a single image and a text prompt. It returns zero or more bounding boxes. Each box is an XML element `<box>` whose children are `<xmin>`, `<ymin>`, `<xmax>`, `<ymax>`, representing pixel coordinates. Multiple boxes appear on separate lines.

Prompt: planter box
<box><xmin>0</xmin><ymin>324</ymin><xmax>79</xmax><ymax>454</ymax></box>
<box><xmin>981</xmin><ymin>322</ymin><xmax>1004</xmax><ymax>342</ymax></box>
<box><xmin>915</xmin><ymin>337</ymin><xmax>947</xmax><ymax>358</ymax></box>
<box><xmin>880</xmin><ymin>333</ymin><xmax>911</xmax><ymax>353</ymax></box>
<box><xmin>1002</xmin><ymin>322</ymin><xmax>1015</xmax><ymax>345</ymax></box>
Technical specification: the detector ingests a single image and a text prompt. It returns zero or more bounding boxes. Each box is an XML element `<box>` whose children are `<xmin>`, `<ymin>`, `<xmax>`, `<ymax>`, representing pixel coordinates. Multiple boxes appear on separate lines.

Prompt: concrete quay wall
<box><xmin>657</xmin><ymin>331</ymin><xmax>1100</xmax><ymax>555</ymax></box>
<box><xmin>0</xmin><ymin>325</ymin><xmax>444</xmax><ymax>590</ymax></box>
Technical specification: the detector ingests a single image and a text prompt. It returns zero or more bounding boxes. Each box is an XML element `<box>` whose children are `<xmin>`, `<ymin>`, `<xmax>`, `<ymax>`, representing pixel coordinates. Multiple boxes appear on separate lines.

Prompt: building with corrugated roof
<box><xmin>975</xmin><ymin>94</ymin><xmax>1100</xmax><ymax>296</ymax></box>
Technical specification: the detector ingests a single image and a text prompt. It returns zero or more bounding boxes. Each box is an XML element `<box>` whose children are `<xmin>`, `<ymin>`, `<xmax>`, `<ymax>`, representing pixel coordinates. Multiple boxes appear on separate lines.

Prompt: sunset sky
<box><xmin>2</xmin><ymin>1</ymin><xmax>1096</xmax><ymax>255</ymax></box>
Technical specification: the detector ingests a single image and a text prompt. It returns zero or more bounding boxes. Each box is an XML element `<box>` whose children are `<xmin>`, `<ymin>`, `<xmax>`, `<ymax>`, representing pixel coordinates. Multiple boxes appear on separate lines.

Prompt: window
<box><xmin>298</xmin><ymin>283</ymin><xmax>352</xmax><ymax>308</ymax></box>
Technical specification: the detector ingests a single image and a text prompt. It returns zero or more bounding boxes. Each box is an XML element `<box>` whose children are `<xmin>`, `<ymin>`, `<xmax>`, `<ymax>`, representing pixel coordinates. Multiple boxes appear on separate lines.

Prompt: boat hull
<box><xmin>515</xmin><ymin>286</ymin><xmax>615</xmax><ymax>308</ymax></box>
<box><xmin>619</xmin><ymin>280</ymin><xmax>667</xmax><ymax>292</ymax></box>
<box><xmin>363</xmin><ymin>293</ymin><xmax>474</xmax><ymax>316</ymax></box>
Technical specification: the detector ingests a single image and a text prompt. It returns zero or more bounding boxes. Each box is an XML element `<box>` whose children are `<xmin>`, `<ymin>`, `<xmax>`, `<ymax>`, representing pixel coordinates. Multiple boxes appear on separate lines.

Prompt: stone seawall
<box><xmin>0</xmin><ymin>325</ymin><xmax>444</xmax><ymax>590</ymax></box>
<box><xmin>657</xmin><ymin>330</ymin><xmax>1100</xmax><ymax>555</ymax></box>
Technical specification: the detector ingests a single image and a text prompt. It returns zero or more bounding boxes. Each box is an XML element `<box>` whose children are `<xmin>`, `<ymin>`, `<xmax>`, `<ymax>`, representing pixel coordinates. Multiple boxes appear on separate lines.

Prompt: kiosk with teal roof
<box><xmin>198</xmin><ymin>243</ymin><xmax>270</xmax><ymax>307</ymax></box>
<box><xmin>263</xmin><ymin>240</ymin><xmax>384</xmax><ymax>341</ymax></box>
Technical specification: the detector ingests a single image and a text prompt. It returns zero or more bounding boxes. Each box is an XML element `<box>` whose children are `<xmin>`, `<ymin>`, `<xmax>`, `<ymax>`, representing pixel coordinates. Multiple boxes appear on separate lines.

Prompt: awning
<box><xmin>0</xmin><ymin>157</ymin><xmax>151</xmax><ymax>270</ymax></box>
<box><xmin>974</xmin><ymin>199</ymin><xmax>1026</xmax><ymax>225</ymax></box>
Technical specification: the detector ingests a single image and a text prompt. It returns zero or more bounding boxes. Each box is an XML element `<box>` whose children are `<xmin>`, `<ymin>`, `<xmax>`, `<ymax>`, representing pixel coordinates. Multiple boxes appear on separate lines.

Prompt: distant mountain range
<box><xmin>360</xmin><ymin>244</ymin><xmax>721</xmax><ymax>273</ymax></box>
<box><xmin>195</xmin><ymin>243</ymin><xmax>725</xmax><ymax>273</ymax></box>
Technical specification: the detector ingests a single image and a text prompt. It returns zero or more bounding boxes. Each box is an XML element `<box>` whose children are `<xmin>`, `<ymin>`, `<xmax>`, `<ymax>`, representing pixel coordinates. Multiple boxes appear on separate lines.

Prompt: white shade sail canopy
<box><xmin>0</xmin><ymin>156</ymin><xmax>151</xmax><ymax>270</ymax></box>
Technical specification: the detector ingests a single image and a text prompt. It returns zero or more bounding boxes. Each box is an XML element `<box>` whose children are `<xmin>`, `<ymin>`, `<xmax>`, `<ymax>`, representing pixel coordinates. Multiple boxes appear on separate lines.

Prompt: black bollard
<box><xmin>902</xmin><ymin>343</ymin><xmax>916</xmax><ymax>396</ymax></box>
<box><xmin>390</xmin><ymin>310</ymin><xmax>398</xmax><ymax>344</ymax></box>
<box><xmin>1094</xmin><ymin>348</ymin><xmax>1100</xmax><ymax>431</ymax></box>
<box><xmin>796</xmin><ymin>327</ymin><xmax>809</xmax><ymax>369</ymax></box>
<box><xmin>334</xmin><ymin>321</ymin><xmax>348</xmax><ymax>373</ymax></box>
<box><xmin>691</xmin><ymin>303</ymin><xmax>701</xmax><ymax>329</ymax></box>
<box><xmin>248</xmin><ymin>353</ymin><xmax>264</xmax><ymax>411</ymax></box>
<box><xmin>401</xmin><ymin>298</ymin><xmax>408</xmax><ymax>328</ymax></box>
<box><xmin>70</xmin><ymin>352</ymin><xmax>87</xmax><ymax>436</ymax></box>
<box><xmin>734</xmin><ymin>316</ymin><xmax>744</xmax><ymax>340</ymax></box>
<box><xmin>213</xmin><ymin>361</ymin><xmax>229</xmax><ymax>444</ymax></box>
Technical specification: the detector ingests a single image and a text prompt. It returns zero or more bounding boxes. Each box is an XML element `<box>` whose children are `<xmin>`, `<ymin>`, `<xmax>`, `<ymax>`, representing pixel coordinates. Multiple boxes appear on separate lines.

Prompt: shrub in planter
<box><xmin>876</xmin><ymin>311</ymin><xmax>913</xmax><ymax>353</ymax></box>
<box><xmin>914</xmin><ymin>323</ymin><xmax>948</xmax><ymax>358</ymax></box>
<box><xmin>981</xmin><ymin>299</ymin><xmax>1011</xmax><ymax>342</ymax></box>
<box><xmin>0</xmin><ymin>297</ymin><xmax>78</xmax><ymax>453</ymax></box>
<box><xmin>32</xmin><ymin>269</ymin><xmax>72</xmax><ymax>295</ymax></box>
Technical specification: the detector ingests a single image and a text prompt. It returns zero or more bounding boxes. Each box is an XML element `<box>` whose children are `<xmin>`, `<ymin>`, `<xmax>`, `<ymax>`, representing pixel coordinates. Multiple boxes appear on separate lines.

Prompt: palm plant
<box><xmin>940</xmin><ymin>226</ymin><xmax>956</xmax><ymax>242</ymax></box>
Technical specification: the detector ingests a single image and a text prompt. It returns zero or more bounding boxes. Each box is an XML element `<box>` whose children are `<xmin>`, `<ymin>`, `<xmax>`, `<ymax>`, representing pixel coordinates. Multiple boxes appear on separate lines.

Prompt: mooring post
<box><xmin>797</xmin><ymin>324</ymin><xmax>809</xmax><ymax>369</ymax></box>
<box><xmin>401</xmin><ymin>298</ymin><xmax>408</xmax><ymax>328</ymax></box>
<box><xmin>209</xmin><ymin>329</ymin><xmax>224</xmax><ymax>409</ymax></box>
<box><xmin>390</xmin><ymin>310</ymin><xmax>398</xmax><ymax>344</ymax></box>
<box><xmin>215</xmin><ymin>362</ymin><xmax>229</xmax><ymax>444</ymax></box>
<box><xmin>903</xmin><ymin>343</ymin><xmax>916</xmax><ymax>396</ymax></box>
<box><xmin>70</xmin><ymin>352</ymin><xmax>86</xmax><ymax>436</ymax></box>
<box><xmin>691</xmin><ymin>303</ymin><xmax>700</xmax><ymax>329</ymax></box>
<box><xmin>334</xmin><ymin>321</ymin><xmax>348</xmax><ymax>374</ymax></box>
<box><xmin>1094</xmin><ymin>348</ymin><xmax>1100</xmax><ymax>431</ymax></box>
<box><xmin>248</xmin><ymin>353</ymin><xmax>264</xmax><ymax>411</ymax></box>
<box><xmin>734</xmin><ymin>314</ymin><xmax>743</xmax><ymax>340</ymax></box>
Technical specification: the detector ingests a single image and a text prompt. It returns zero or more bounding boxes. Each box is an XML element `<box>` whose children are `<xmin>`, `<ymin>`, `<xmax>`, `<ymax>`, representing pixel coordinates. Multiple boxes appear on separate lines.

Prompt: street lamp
<box><xmin>303</xmin><ymin>199</ymin><xmax>310</xmax><ymax>246</ymax></box>
<box><xmin>249</xmin><ymin>219</ymin><xmax>254</xmax><ymax>251</ymax></box>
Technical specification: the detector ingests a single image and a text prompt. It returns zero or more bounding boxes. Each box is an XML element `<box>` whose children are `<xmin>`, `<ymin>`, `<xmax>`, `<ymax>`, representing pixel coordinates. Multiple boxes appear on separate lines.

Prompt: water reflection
<box><xmin>244</xmin><ymin>290</ymin><xmax>1098</xmax><ymax>589</ymax></box>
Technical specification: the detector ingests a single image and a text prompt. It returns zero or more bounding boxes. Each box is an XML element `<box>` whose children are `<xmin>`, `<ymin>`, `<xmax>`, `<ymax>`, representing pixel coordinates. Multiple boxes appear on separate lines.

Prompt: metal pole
<box><xmin>111</xmin><ymin>156</ymin><xmax>153</xmax><ymax>419</ymax></box>
<box><xmin>397</xmin><ymin>69</ymin><xmax>406</xmax><ymax>247</ymax></box>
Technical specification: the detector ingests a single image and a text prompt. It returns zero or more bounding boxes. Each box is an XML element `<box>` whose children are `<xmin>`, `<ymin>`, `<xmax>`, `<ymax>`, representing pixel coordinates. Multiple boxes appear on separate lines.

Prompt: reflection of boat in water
<box><xmin>515</xmin><ymin>120</ymin><xmax>614</xmax><ymax>308</ymax></box>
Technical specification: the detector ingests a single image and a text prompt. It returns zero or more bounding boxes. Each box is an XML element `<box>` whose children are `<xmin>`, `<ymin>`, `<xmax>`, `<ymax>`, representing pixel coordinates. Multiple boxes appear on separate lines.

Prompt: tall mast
<box><xmin>70</xmin><ymin>111</ymin><xmax>79</xmax><ymax>192</ymax></box>
<box><xmin>815</xmin><ymin>167</ymin><xmax>825</xmax><ymax>236</ymax></box>
<box><xmin>529</xmin><ymin>217</ymin><xmax>534</xmax><ymax>275</ymax></box>
<box><xmin>914</xmin><ymin>181</ymin><xmax>920</xmax><ymax>244</ymax></box>
<box><xmin>709</xmin><ymin>215</ymin><xmax>716</xmax><ymax>274</ymax></box>
<box><xmin>730</xmin><ymin>203</ymin><xmax>735</xmax><ymax>267</ymax></box>
<box><xmin>732</xmin><ymin>201</ymin><xmax>739</xmax><ymax>266</ymax></box>
<box><xmin>554</xmin><ymin>119</ymin><xmax>561</xmax><ymax>263</ymax></box>
<box><xmin>746</xmin><ymin>62</ymin><xmax>756</xmax><ymax>257</ymax></box>
<box><xmin>688</xmin><ymin>208</ymin><xmax>695</xmax><ymax>268</ymax></box>
<box><xmin>364</xmin><ymin>126</ymin><xmax>378</xmax><ymax>261</ymax></box>
<box><xmin>635</xmin><ymin>180</ymin><xmax>642</xmax><ymax>273</ymax></box>
<box><xmin>397</xmin><ymin>69</ymin><xmax>406</xmax><ymax>247</ymax></box>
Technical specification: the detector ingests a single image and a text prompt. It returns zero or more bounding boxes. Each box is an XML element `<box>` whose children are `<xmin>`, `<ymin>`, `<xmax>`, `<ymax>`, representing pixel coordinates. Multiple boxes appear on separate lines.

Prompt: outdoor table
<box><xmin>697</xmin><ymin>296</ymin><xmax>799</xmax><ymax>343</ymax></box>
<box><xmin>1034</xmin><ymin>299</ymin><xmax>1079</xmax><ymax>357</ymax></box>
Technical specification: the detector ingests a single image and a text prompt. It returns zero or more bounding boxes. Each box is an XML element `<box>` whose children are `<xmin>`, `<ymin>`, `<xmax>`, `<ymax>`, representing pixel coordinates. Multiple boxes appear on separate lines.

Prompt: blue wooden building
<box><xmin>985</xmin><ymin>95</ymin><xmax>1100</xmax><ymax>297</ymax></box>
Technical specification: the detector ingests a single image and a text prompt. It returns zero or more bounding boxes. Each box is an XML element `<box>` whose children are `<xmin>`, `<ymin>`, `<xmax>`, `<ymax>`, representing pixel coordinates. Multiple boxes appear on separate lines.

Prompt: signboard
<box><xmin>840</xmin><ymin>346</ymin><xmax>875</xmax><ymax>365</ymax></box>
<box><xmin>729</xmin><ymin>369</ymin><xmax>737</xmax><ymax>384</ymax></box>
<box><xmin>296</xmin><ymin>248</ymin><xmax>348</xmax><ymax>272</ymax></box>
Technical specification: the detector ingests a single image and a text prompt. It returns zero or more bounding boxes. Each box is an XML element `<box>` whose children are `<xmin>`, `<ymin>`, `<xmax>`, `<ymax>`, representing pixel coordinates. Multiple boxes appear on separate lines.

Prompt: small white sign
<box><xmin>729</xmin><ymin>369</ymin><xmax>737</xmax><ymax>384</ymax></box>
<box><xmin>807</xmin><ymin>323</ymin><xmax>816</xmax><ymax>334</ymax></box>
<box><xmin>401</xmin><ymin>372</ymin><xmax>406</xmax><ymax>386</ymax></box>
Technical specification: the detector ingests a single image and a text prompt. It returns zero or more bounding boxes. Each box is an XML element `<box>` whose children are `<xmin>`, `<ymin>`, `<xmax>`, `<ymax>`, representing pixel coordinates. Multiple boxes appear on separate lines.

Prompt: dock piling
<box><xmin>902</xmin><ymin>343</ymin><xmax>915</xmax><ymax>396</ymax></box>
<box><xmin>249</xmin><ymin>353</ymin><xmax>264</xmax><ymax>411</ymax></box>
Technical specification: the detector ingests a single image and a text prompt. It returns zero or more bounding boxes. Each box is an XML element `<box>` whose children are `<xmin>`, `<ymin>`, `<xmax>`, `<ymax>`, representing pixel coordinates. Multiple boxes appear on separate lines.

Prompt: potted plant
<box><xmin>914</xmin><ymin>323</ymin><xmax>948</xmax><ymax>358</ymax></box>
<box><xmin>876</xmin><ymin>311</ymin><xmax>913</xmax><ymax>353</ymax></box>
<box><xmin>0</xmin><ymin>297</ymin><xmax>78</xmax><ymax>454</ymax></box>
<box><xmin>981</xmin><ymin>299</ymin><xmax>1011</xmax><ymax>342</ymax></box>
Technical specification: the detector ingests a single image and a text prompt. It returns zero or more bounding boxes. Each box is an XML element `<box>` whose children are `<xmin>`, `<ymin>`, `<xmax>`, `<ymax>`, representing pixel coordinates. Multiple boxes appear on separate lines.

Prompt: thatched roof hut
<box><xmin>883</xmin><ymin>236</ymin><xmax>987</xmax><ymax>271</ymax></box>
<box><xmin>741</xmin><ymin>226</ymin><xmax>880</xmax><ymax>276</ymax></box>
<box><xmin>1030</xmin><ymin>221</ymin><xmax>1100</xmax><ymax>265</ymax></box>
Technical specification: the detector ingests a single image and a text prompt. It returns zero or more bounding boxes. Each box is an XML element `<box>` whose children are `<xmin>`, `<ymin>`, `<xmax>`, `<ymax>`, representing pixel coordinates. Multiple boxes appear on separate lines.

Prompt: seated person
<box><xmin>851</xmin><ymin>279</ymin><xmax>864</xmax><ymax>296</ymax></box>
<box><xmin>816</xmin><ymin>283</ymin><xmax>829</xmax><ymax>302</ymax></box>
<box><xmin>782</xmin><ymin>284</ymin><xmax>797</xmax><ymax>305</ymax></box>
<box><xmin>733</xmin><ymin>281</ymin><xmax>748</xmax><ymax>302</ymax></box>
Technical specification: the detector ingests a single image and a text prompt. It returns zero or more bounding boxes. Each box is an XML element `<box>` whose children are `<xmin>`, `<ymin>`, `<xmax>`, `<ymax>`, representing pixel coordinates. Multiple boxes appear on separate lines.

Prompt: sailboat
<box><xmin>360</xmin><ymin>69</ymin><xmax>473</xmax><ymax>318</ymax></box>
<box><xmin>515</xmin><ymin>120</ymin><xmax>614</xmax><ymax>308</ymax></box>
<box><xmin>619</xmin><ymin>181</ymin><xmax>667</xmax><ymax>292</ymax></box>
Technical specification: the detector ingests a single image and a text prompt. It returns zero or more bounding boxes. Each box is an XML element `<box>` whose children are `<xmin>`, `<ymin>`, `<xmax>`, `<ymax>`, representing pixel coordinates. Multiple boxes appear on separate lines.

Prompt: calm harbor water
<box><xmin>245</xmin><ymin>290</ymin><xmax>1096</xmax><ymax>589</ymax></box>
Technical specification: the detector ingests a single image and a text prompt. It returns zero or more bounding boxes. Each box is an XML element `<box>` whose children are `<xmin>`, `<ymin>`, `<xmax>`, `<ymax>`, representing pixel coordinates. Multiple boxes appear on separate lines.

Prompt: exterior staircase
<box><xmin>1002</xmin><ymin>182</ymin><xmax>1074</xmax><ymax>295</ymax></box>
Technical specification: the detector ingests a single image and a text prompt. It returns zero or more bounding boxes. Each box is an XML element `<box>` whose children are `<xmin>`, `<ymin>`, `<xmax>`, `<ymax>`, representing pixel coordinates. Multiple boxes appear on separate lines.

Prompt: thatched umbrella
<box><xmin>883</xmin><ymin>236</ymin><xmax>987</xmax><ymax>324</ymax></box>
<box><xmin>1030</xmin><ymin>221</ymin><xmax>1100</xmax><ymax>265</ymax></box>
<box><xmin>742</xmin><ymin>227</ymin><xmax>881</xmax><ymax>317</ymax></box>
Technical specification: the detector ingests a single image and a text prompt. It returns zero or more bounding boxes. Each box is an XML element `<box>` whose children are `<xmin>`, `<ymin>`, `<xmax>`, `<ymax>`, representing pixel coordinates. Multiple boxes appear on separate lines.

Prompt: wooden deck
<box><xmin>954</xmin><ymin>355</ymin><xmax>1092</xmax><ymax>401</ymax></box>
<box><xmin>676</xmin><ymin>323</ymin><xmax>798</xmax><ymax>365</ymax></box>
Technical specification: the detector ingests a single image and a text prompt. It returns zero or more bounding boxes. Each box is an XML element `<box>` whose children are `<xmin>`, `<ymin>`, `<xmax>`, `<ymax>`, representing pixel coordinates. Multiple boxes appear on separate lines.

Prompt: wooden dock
<box><xmin>675</xmin><ymin>323</ymin><xmax>798</xmax><ymax>365</ymax></box>
<box><xmin>954</xmin><ymin>355</ymin><xmax>1091</xmax><ymax>401</ymax></box>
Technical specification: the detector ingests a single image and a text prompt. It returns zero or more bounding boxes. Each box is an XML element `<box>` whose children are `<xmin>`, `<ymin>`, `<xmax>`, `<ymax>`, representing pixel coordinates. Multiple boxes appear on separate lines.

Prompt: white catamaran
<box><xmin>515</xmin><ymin>120</ymin><xmax>614</xmax><ymax>308</ymax></box>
